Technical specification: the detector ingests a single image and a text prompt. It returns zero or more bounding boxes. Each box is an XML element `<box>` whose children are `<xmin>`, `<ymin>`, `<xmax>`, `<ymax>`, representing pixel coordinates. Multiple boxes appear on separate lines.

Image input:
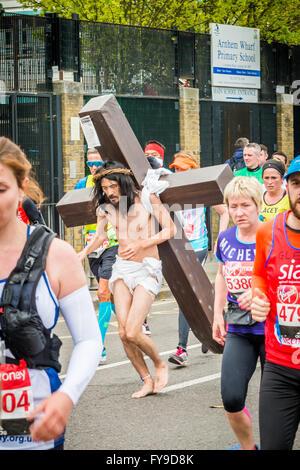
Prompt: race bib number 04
<box><xmin>0</xmin><ymin>360</ymin><xmax>34</xmax><ymax>436</ymax></box>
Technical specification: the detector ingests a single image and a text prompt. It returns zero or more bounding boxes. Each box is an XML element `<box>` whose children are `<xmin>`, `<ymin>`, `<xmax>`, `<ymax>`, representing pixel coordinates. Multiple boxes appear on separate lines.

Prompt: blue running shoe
<box><xmin>100</xmin><ymin>346</ymin><xmax>107</xmax><ymax>363</ymax></box>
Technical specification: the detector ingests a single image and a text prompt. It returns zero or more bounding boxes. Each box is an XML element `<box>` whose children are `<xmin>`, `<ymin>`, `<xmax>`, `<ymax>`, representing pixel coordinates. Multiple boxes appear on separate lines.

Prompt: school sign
<box><xmin>210</xmin><ymin>23</ymin><xmax>261</xmax><ymax>94</ymax></box>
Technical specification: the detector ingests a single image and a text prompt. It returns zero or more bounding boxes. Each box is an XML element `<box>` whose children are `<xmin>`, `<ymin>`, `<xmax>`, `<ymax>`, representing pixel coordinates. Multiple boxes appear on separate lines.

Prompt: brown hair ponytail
<box><xmin>0</xmin><ymin>137</ymin><xmax>31</xmax><ymax>188</ymax></box>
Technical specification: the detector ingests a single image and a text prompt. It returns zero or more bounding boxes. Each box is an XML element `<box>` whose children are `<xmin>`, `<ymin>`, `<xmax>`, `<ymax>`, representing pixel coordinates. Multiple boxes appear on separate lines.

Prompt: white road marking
<box><xmin>160</xmin><ymin>373</ymin><xmax>221</xmax><ymax>393</ymax></box>
<box><xmin>58</xmin><ymin>343</ymin><xmax>219</xmax><ymax>396</ymax></box>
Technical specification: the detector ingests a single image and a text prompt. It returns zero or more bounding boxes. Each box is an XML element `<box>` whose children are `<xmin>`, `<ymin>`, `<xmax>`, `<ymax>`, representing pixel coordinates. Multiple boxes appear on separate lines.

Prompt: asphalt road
<box><xmin>53</xmin><ymin>295</ymin><xmax>300</xmax><ymax>452</ymax></box>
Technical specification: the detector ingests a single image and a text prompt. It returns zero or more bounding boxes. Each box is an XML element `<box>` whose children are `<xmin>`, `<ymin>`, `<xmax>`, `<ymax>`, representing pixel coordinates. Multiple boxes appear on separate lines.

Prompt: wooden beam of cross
<box><xmin>57</xmin><ymin>94</ymin><xmax>233</xmax><ymax>354</ymax></box>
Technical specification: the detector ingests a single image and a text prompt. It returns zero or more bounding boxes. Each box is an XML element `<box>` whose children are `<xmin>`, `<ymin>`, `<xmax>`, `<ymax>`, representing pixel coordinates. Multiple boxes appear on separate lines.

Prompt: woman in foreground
<box><xmin>0</xmin><ymin>137</ymin><xmax>101</xmax><ymax>450</ymax></box>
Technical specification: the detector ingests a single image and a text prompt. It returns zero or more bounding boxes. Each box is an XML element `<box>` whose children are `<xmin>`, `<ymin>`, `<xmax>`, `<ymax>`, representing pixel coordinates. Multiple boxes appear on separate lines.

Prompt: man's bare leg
<box><xmin>113</xmin><ymin>280</ymin><xmax>154</xmax><ymax>397</ymax></box>
<box><xmin>126</xmin><ymin>285</ymin><xmax>168</xmax><ymax>396</ymax></box>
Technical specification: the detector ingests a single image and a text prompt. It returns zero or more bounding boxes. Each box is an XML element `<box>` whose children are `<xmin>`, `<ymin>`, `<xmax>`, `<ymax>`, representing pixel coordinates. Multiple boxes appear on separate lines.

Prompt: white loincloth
<box><xmin>109</xmin><ymin>255</ymin><xmax>162</xmax><ymax>297</ymax></box>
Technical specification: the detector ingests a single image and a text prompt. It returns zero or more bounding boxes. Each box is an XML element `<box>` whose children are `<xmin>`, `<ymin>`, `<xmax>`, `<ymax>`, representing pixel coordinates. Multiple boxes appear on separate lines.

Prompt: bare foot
<box><xmin>131</xmin><ymin>378</ymin><xmax>154</xmax><ymax>399</ymax></box>
<box><xmin>153</xmin><ymin>362</ymin><xmax>168</xmax><ymax>394</ymax></box>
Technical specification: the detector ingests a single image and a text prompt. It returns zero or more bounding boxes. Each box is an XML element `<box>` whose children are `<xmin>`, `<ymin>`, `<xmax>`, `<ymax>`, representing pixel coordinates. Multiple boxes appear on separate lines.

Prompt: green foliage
<box><xmin>18</xmin><ymin>0</ymin><xmax>300</xmax><ymax>44</ymax></box>
<box><xmin>198</xmin><ymin>0</ymin><xmax>300</xmax><ymax>45</ymax></box>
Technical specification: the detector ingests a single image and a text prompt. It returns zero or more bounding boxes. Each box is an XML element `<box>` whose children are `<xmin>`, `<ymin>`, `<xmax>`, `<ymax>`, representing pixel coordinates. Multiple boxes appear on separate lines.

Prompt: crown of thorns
<box><xmin>93</xmin><ymin>168</ymin><xmax>133</xmax><ymax>181</ymax></box>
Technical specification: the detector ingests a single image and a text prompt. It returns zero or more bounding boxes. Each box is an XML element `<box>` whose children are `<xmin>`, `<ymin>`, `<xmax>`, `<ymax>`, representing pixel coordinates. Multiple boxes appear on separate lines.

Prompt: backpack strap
<box><xmin>0</xmin><ymin>226</ymin><xmax>62</xmax><ymax>371</ymax></box>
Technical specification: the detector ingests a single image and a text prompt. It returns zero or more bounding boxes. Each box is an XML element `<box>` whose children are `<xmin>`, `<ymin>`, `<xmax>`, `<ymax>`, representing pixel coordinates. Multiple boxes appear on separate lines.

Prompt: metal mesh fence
<box><xmin>0</xmin><ymin>92</ymin><xmax>63</xmax><ymax>233</ymax></box>
<box><xmin>195</xmin><ymin>34</ymin><xmax>212</xmax><ymax>99</ymax></box>
<box><xmin>58</xmin><ymin>17</ymin><xmax>79</xmax><ymax>73</ymax></box>
<box><xmin>0</xmin><ymin>93</ymin><xmax>13</xmax><ymax>138</ymax></box>
<box><xmin>80</xmin><ymin>21</ymin><xmax>177</xmax><ymax>97</ymax></box>
<box><xmin>16</xmin><ymin>94</ymin><xmax>53</xmax><ymax>199</ymax></box>
<box><xmin>0</xmin><ymin>13</ymin><xmax>49</xmax><ymax>92</ymax></box>
<box><xmin>0</xmin><ymin>93</ymin><xmax>54</xmax><ymax>198</ymax></box>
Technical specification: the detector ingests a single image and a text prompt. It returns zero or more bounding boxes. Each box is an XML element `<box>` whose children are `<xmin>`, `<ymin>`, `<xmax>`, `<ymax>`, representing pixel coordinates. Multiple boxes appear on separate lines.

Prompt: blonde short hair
<box><xmin>87</xmin><ymin>147</ymin><xmax>101</xmax><ymax>157</ymax></box>
<box><xmin>224</xmin><ymin>176</ymin><xmax>263</xmax><ymax>210</ymax></box>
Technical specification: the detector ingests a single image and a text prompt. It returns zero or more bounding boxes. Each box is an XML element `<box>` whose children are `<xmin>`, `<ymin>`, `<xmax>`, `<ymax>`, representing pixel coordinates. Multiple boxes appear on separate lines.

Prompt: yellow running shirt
<box><xmin>259</xmin><ymin>191</ymin><xmax>290</xmax><ymax>222</ymax></box>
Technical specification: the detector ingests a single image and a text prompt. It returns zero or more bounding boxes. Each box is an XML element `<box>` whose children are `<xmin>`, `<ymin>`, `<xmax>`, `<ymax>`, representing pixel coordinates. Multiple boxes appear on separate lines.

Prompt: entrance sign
<box><xmin>212</xmin><ymin>86</ymin><xmax>258</xmax><ymax>103</ymax></box>
<box><xmin>210</xmin><ymin>23</ymin><xmax>260</xmax><ymax>89</ymax></box>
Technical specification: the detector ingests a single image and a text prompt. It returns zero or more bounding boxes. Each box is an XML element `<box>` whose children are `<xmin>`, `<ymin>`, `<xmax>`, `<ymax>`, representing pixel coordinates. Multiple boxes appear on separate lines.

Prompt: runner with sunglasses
<box><xmin>75</xmin><ymin>148</ymin><xmax>104</xmax><ymax>192</ymax></box>
<box><xmin>75</xmin><ymin>148</ymin><xmax>106</xmax><ymax>270</ymax></box>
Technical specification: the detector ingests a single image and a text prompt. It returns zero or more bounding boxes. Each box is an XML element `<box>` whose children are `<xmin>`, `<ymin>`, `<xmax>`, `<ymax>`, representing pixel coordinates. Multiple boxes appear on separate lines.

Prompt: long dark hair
<box><xmin>92</xmin><ymin>160</ymin><xmax>138</xmax><ymax>215</ymax></box>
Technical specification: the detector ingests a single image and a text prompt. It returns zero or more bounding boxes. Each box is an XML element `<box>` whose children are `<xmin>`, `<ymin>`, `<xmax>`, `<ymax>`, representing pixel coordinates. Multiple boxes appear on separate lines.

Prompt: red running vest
<box><xmin>265</xmin><ymin>210</ymin><xmax>300</xmax><ymax>369</ymax></box>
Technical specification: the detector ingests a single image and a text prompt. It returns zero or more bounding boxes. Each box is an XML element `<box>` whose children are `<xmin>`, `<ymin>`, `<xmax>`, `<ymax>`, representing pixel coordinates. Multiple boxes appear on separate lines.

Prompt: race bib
<box><xmin>176</xmin><ymin>207</ymin><xmax>205</xmax><ymax>242</ymax></box>
<box><xmin>0</xmin><ymin>360</ymin><xmax>34</xmax><ymax>436</ymax></box>
<box><xmin>86</xmin><ymin>231</ymin><xmax>96</xmax><ymax>245</ymax></box>
<box><xmin>276</xmin><ymin>285</ymin><xmax>300</xmax><ymax>347</ymax></box>
<box><xmin>183</xmin><ymin>223</ymin><xmax>195</xmax><ymax>241</ymax></box>
<box><xmin>223</xmin><ymin>261</ymin><xmax>253</xmax><ymax>294</ymax></box>
<box><xmin>100</xmin><ymin>239</ymin><xmax>109</xmax><ymax>250</ymax></box>
<box><xmin>86</xmin><ymin>231</ymin><xmax>110</xmax><ymax>250</ymax></box>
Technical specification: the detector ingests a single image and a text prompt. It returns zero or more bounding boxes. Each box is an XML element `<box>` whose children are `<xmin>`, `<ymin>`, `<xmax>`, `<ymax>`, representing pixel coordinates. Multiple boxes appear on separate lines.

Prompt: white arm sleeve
<box><xmin>57</xmin><ymin>285</ymin><xmax>101</xmax><ymax>405</ymax></box>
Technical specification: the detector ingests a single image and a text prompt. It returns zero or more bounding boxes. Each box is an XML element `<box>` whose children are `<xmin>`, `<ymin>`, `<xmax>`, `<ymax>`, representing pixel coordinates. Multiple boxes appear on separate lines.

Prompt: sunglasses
<box><xmin>86</xmin><ymin>161</ymin><xmax>103</xmax><ymax>168</ymax></box>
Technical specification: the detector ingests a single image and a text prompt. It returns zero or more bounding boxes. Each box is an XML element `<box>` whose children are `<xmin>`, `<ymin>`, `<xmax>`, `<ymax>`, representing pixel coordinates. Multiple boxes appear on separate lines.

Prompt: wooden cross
<box><xmin>57</xmin><ymin>94</ymin><xmax>233</xmax><ymax>353</ymax></box>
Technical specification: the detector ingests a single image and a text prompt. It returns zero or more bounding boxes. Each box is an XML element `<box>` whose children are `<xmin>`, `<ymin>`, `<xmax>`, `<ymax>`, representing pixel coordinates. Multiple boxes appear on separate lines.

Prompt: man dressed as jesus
<box><xmin>78</xmin><ymin>163</ymin><xmax>176</xmax><ymax>398</ymax></box>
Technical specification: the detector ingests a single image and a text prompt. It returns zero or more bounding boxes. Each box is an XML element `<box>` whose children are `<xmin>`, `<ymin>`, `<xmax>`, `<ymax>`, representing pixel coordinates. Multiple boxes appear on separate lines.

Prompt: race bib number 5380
<box><xmin>223</xmin><ymin>261</ymin><xmax>253</xmax><ymax>293</ymax></box>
